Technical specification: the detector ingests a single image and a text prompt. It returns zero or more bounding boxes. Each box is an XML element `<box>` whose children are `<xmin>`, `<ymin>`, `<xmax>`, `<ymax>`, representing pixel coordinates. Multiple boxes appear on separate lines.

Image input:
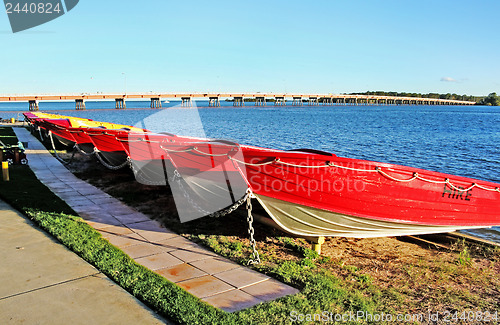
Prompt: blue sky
<box><xmin>1</xmin><ymin>0</ymin><xmax>499</xmax><ymax>95</ymax></box>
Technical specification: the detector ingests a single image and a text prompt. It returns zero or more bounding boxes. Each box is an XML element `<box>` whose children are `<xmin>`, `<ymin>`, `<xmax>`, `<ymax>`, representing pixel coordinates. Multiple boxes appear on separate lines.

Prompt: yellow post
<box><xmin>2</xmin><ymin>161</ymin><xmax>9</xmax><ymax>181</ymax></box>
<box><xmin>311</xmin><ymin>236</ymin><xmax>325</xmax><ymax>254</ymax></box>
<box><xmin>10</xmin><ymin>118</ymin><xmax>15</xmax><ymax>124</ymax></box>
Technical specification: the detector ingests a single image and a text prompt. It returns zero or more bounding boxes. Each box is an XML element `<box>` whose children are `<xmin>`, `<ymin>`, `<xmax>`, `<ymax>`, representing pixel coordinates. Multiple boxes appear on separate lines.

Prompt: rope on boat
<box><xmin>47</xmin><ymin>131</ymin><xmax>77</xmax><ymax>165</ymax></box>
<box><xmin>228</xmin><ymin>157</ymin><xmax>276</xmax><ymax>167</ymax></box>
<box><xmin>375</xmin><ymin>168</ymin><xmax>500</xmax><ymax>192</ymax></box>
<box><xmin>116</xmin><ymin>137</ymin><xmax>161</xmax><ymax>144</ymax></box>
<box><xmin>176</xmin><ymin>146</ymin><xmax>500</xmax><ymax>193</ymax></box>
<box><xmin>159</xmin><ymin>144</ymin><xmax>196</xmax><ymax>153</ymax></box>
<box><xmin>36</xmin><ymin>122</ymin><xmax>499</xmax><ymax>194</ymax></box>
<box><xmin>93</xmin><ymin>148</ymin><xmax>129</xmax><ymax>170</ymax></box>
<box><xmin>192</xmin><ymin>147</ymin><xmax>235</xmax><ymax>157</ymax></box>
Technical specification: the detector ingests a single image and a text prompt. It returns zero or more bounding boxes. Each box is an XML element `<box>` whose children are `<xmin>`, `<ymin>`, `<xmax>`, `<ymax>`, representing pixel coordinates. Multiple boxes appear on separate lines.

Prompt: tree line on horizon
<box><xmin>349</xmin><ymin>91</ymin><xmax>500</xmax><ymax>105</ymax></box>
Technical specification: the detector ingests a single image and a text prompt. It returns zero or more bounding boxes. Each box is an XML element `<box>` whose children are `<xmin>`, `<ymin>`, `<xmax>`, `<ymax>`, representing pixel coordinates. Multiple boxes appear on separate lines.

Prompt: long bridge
<box><xmin>0</xmin><ymin>93</ymin><xmax>476</xmax><ymax>110</ymax></box>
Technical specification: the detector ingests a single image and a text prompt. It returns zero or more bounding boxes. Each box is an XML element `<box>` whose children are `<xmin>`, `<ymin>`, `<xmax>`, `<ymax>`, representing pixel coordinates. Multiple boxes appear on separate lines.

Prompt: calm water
<box><xmin>2</xmin><ymin>101</ymin><xmax>499</xmax><ymax>243</ymax></box>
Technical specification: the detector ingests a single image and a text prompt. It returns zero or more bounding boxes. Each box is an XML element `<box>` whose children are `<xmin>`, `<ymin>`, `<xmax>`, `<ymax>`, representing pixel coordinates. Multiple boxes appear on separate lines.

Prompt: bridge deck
<box><xmin>0</xmin><ymin>93</ymin><xmax>476</xmax><ymax>106</ymax></box>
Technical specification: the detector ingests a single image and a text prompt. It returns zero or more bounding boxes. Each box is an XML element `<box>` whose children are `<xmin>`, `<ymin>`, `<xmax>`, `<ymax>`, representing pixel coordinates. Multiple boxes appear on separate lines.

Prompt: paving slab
<box><xmin>177</xmin><ymin>275</ymin><xmax>235</xmax><ymax>298</ymax></box>
<box><xmin>1</xmin><ymin>273</ymin><xmax>167</xmax><ymax>325</ymax></box>
<box><xmin>120</xmin><ymin>242</ymin><xmax>166</xmax><ymax>259</ymax></box>
<box><xmin>101</xmin><ymin>232</ymin><xmax>146</xmax><ymax>248</ymax></box>
<box><xmin>213</xmin><ymin>267</ymin><xmax>270</xmax><ymax>289</ymax></box>
<box><xmin>202</xmin><ymin>289</ymin><xmax>265</xmax><ymax>313</ymax></box>
<box><xmin>135</xmin><ymin>252</ymin><xmax>184</xmax><ymax>270</ymax></box>
<box><xmin>136</xmin><ymin>228</ymin><xmax>180</xmax><ymax>244</ymax></box>
<box><xmin>86</xmin><ymin>193</ymin><xmax>113</xmax><ymax>200</ymax></box>
<box><xmin>157</xmin><ymin>263</ymin><xmax>206</xmax><ymax>283</ymax></box>
<box><xmin>100</xmin><ymin>202</ymin><xmax>137</xmax><ymax>216</ymax></box>
<box><xmin>0</xmin><ymin>199</ymin><xmax>169</xmax><ymax>325</ymax></box>
<box><xmin>98</xmin><ymin>224</ymin><xmax>135</xmax><ymax>236</ymax></box>
<box><xmin>155</xmin><ymin>235</ymin><xmax>198</xmax><ymax>249</ymax></box>
<box><xmin>114</xmin><ymin>212</ymin><xmax>153</xmax><ymax>225</ymax></box>
<box><xmin>85</xmin><ymin>217</ymin><xmax>124</xmax><ymax>230</ymax></box>
<box><xmin>63</xmin><ymin>197</ymin><xmax>95</xmax><ymax>207</ymax></box>
<box><xmin>189</xmin><ymin>257</ymin><xmax>241</xmax><ymax>275</ymax></box>
<box><xmin>90</xmin><ymin>196</ymin><xmax>122</xmax><ymax>205</ymax></box>
<box><xmin>169</xmin><ymin>246</ymin><xmax>218</xmax><ymax>263</ymax></box>
<box><xmin>71</xmin><ymin>204</ymin><xmax>107</xmax><ymax>214</ymax></box>
<box><xmin>12</xmin><ymin>127</ymin><xmax>300</xmax><ymax>312</ymax></box>
<box><xmin>241</xmin><ymin>278</ymin><xmax>300</xmax><ymax>301</ymax></box>
<box><xmin>0</xmin><ymin>211</ymin><xmax>97</xmax><ymax>298</ymax></box>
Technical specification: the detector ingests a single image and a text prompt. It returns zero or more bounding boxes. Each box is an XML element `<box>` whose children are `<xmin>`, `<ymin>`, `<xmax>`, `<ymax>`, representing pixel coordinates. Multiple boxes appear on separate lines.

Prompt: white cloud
<box><xmin>440</xmin><ymin>77</ymin><xmax>458</xmax><ymax>82</ymax></box>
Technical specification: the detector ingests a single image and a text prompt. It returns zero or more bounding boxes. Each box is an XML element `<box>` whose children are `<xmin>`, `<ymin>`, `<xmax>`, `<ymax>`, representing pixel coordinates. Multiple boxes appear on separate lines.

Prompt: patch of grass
<box><xmin>458</xmin><ymin>246</ymin><xmax>472</xmax><ymax>266</ymax></box>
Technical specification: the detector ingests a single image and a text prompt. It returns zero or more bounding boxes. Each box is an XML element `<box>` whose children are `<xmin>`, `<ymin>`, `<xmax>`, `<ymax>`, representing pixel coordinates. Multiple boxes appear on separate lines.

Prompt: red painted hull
<box><xmin>37</xmin><ymin>119</ymin><xmax>78</xmax><ymax>147</ymax></box>
<box><xmin>116</xmin><ymin>132</ymin><xmax>245</xmax><ymax>187</ymax></box>
<box><xmin>237</xmin><ymin>145</ymin><xmax>500</xmax><ymax>227</ymax></box>
<box><xmin>116</xmin><ymin>132</ymin><xmax>241</xmax><ymax>174</ymax></box>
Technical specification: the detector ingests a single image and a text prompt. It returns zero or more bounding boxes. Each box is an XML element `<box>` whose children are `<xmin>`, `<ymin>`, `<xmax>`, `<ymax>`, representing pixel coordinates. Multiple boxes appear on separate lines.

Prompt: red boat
<box><xmin>84</xmin><ymin>127</ymin><xmax>137</xmax><ymax>167</ymax></box>
<box><xmin>37</xmin><ymin>118</ymin><xmax>86</xmax><ymax>148</ymax></box>
<box><xmin>234</xmin><ymin>145</ymin><xmax>500</xmax><ymax>237</ymax></box>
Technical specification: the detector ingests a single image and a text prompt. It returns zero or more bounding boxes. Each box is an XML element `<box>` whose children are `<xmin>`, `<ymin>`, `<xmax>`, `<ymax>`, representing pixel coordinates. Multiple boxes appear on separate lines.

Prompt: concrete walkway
<box><xmin>0</xmin><ymin>199</ymin><xmax>169</xmax><ymax>324</ymax></box>
<box><xmin>12</xmin><ymin>127</ymin><xmax>298</xmax><ymax>312</ymax></box>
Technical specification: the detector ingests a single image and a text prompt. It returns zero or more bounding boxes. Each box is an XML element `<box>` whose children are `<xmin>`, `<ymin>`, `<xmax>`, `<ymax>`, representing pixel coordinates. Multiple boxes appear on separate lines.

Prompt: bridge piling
<box><xmin>75</xmin><ymin>99</ymin><xmax>86</xmax><ymax>110</ymax></box>
<box><xmin>150</xmin><ymin>97</ymin><xmax>161</xmax><ymax>108</ymax></box>
<box><xmin>255</xmin><ymin>97</ymin><xmax>266</xmax><ymax>106</ymax></box>
<box><xmin>208</xmin><ymin>97</ymin><xmax>220</xmax><ymax>107</ymax></box>
<box><xmin>28</xmin><ymin>100</ymin><xmax>39</xmax><ymax>111</ymax></box>
<box><xmin>292</xmin><ymin>97</ymin><xmax>302</xmax><ymax>106</ymax></box>
<box><xmin>274</xmin><ymin>96</ymin><xmax>285</xmax><ymax>106</ymax></box>
<box><xmin>322</xmin><ymin>97</ymin><xmax>333</xmax><ymax>106</ymax></box>
<box><xmin>115</xmin><ymin>98</ymin><xmax>126</xmax><ymax>109</ymax></box>
<box><xmin>233</xmin><ymin>97</ymin><xmax>244</xmax><ymax>107</ymax></box>
<box><xmin>308</xmin><ymin>97</ymin><xmax>318</xmax><ymax>106</ymax></box>
<box><xmin>181</xmin><ymin>97</ymin><xmax>192</xmax><ymax>107</ymax></box>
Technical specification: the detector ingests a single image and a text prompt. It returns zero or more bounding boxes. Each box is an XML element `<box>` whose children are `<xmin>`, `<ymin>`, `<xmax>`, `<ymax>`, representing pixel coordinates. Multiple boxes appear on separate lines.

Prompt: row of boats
<box><xmin>24</xmin><ymin>112</ymin><xmax>500</xmax><ymax>238</ymax></box>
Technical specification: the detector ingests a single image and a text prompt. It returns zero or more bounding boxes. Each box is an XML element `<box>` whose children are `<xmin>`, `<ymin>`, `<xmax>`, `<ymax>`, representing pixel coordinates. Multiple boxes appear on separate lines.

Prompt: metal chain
<box><xmin>128</xmin><ymin>158</ymin><xmax>168</xmax><ymax>186</ymax></box>
<box><xmin>37</xmin><ymin>126</ymin><xmax>45</xmax><ymax>142</ymax></box>
<box><xmin>246</xmin><ymin>191</ymin><xmax>261</xmax><ymax>265</ymax></box>
<box><xmin>208</xmin><ymin>194</ymin><xmax>248</xmax><ymax>218</ymax></box>
<box><xmin>74</xmin><ymin>143</ymin><xmax>95</xmax><ymax>156</ymax></box>
<box><xmin>48</xmin><ymin>131</ymin><xmax>77</xmax><ymax>165</ymax></box>
<box><xmin>94</xmin><ymin>149</ymin><xmax>129</xmax><ymax>170</ymax></box>
<box><xmin>169</xmin><ymin>169</ymin><xmax>250</xmax><ymax>218</ymax></box>
<box><xmin>170</xmin><ymin>170</ymin><xmax>212</xmax><ymax>216</ymax></box>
